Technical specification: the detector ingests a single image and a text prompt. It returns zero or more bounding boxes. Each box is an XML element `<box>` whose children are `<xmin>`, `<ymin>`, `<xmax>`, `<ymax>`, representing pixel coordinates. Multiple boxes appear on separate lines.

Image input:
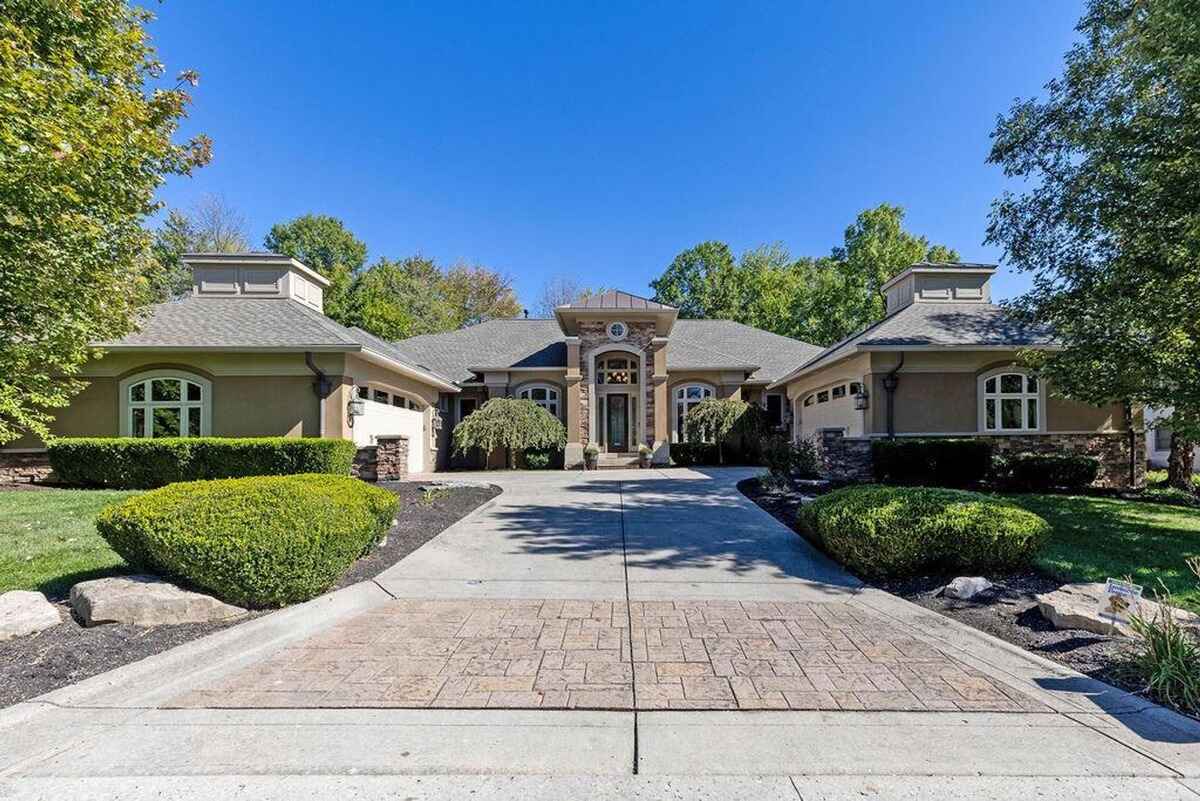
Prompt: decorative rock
<box><xmin>70</xmin><ymin>575</ymin><xmax>246</xmax><ymax>627</ymax></box>
<box><xmin>943</xmin><ymin>577</ymin><xmax>994</xmax><ymax>601</ymax></box>
<box><xmin>1035</xmin><ymin>582</ymin><xmax>1199</xmax><ymax>638</ymax></box>
<box><xmin>0</xmin><ymin>590</ymin><xmax>61</xmax><ymax>640</ymax></box>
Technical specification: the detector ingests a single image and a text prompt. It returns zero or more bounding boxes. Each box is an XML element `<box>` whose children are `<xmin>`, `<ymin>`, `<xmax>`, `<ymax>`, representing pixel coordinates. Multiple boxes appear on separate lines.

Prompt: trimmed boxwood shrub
<box><xmin>871</xmin><ymin>438</ymin><xmax>994</xmax><ymax>488</ymax></box>
<box><xmin>797</xmin><ymin>484</ymin><xmax>1049</xmax><ymax>580</ymax></box>
<box><xmin>1006</xmin><ymin>452</ymin><xmax>1101</xmax><ymax>492</ymax></box>
<box><xmin>670</xmin><ymin>442</ymin><xmax>721</xmax><ymax>466</ymax></box>
<box><xmin>48</xmin><ymin>437</ymin><xmax>357</xmax><ymax>489</ymax></box>
<box><xmin>95</xmin><ymin>474</ymin><xmax>397</xmax><ymax>607</ymax></box>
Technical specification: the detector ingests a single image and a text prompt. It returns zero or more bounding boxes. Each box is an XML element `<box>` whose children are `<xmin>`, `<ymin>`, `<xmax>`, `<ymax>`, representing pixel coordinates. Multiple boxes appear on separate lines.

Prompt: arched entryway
<box><xmin>590</xmin><ymin>348</ymin><xmax>643</xmax><ymax>453</ymax></box>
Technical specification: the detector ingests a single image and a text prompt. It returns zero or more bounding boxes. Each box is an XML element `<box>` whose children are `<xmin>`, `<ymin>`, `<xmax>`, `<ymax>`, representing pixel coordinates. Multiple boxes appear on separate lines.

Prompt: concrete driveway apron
<box><xmin>3</xmin><ymin>467</ymin><xmax>1199</xmax><ymax>796</ymax></box>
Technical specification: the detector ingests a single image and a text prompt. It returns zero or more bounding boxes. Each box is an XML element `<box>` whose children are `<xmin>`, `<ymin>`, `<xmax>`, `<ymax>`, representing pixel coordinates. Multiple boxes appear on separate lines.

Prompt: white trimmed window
<box><xmin>673</xmin><ymin>384</ymin><xmax>714</xmax><ymax>442</ymax></box>
<box><xmin>597</xmin><ymin>357</ymin><xmax>637</xmax><ymax>385</ymax></box>
<box><xmin>518</xmin><ymin>384</ymin><xmax>560</xmax><ymax>417</ymax></box>
<box><xmin>980</xmin><ymin>370</ymin><xmax>1041</xmax><ymax>432</ymax></box>
<box><xmin>121</xmin><ymin>371</ymin><xmax>211</xmax><ymax>438</ymax></box>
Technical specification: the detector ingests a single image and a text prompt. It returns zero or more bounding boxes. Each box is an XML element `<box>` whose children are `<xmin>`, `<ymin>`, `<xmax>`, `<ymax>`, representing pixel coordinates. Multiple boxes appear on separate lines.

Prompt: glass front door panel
<box><xmin>607</xmin><ymin>395</ymin><xmax>628</xmax><ymax>452</ymax></box>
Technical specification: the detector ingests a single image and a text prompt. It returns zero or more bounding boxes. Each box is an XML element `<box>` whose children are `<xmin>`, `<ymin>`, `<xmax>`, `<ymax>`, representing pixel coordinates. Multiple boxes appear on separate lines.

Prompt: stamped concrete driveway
<box><xmin>3</xmin><ymin>468</ymin><xmax>1200</xmax><ymax>800</ymax></box>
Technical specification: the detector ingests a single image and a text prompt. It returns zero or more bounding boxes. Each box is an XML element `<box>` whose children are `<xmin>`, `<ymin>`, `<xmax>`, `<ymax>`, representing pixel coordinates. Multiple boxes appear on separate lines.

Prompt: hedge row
<box><xmin>798</xmin><ymin>484</ymin><xmax>1049</xmax><ymax>579</ymax></box>
<box><xmin>871</xmin><ymin>438</ymin><xmax>994</xmax><ymax>488</ymax></box>
<box><xmin>48</xmin><ymin>437</ymin><xmax>357</xmax><ymax>489</ymax></box>
<box><xmin>96</xmin><ymin>474</ymin><xmax>397</xmax><ymax>607</ymax></box>
<box><xmin>1003</xmin><ymin>452</ymin><xmax>1100</xmax><ymax>492</ymax></box>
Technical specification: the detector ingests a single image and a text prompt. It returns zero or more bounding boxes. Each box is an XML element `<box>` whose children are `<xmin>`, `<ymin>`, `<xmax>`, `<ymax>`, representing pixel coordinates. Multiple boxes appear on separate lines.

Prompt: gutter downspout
<box><xmin>305</xmin><ymin>351</ymin><xmax>332</xmax><ymax>438</ymax></box>
<box><xmin>882</xmin><ymin>352</ymin><xmax>905</xmax><ymax>439</ymax></box>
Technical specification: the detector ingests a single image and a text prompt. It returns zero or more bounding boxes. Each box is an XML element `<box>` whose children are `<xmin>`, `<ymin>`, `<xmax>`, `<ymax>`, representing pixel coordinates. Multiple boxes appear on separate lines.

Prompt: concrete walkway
<box><xmin>2</xmin><ymin>468</ymin><xmax>1200</xmax><ymax>800</ymax></box>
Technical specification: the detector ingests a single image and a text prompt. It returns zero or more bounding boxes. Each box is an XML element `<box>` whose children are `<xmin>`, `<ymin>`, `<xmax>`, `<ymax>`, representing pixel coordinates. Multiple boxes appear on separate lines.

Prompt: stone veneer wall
<box><xmin>0</xmin><ymin>451</ymin><xmax>54</xmax><ymax>484</ymax></box>
<box><xmin>815</xmin><ymin>430</ymin><xmax>874</xmax><ymax>482</ymax></box>
<box><xmin>814</xmin><ymin>430</ymin><xmax>1145</xmax><ymax>489</ymax></box>
<box><xmin>991</xmin><ymin>432</ymin><xmax>1144</xmax><ymax>489</ymax></box>
<box><xmin>352</xmin><ymin>435</ymin><xmax>409</xmax><ymax>482</ymax></box>
<box><xmin>577</xmin><ymin>320</ymin><xmax>657</xmax><ymax>449</ymax></box>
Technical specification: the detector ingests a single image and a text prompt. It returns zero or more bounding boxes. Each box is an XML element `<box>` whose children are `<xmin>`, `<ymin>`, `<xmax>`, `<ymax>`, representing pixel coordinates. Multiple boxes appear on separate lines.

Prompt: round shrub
<box><xmin>95</xmin><ymin>474</ymin><xmax>397</xmax><ymax>607</ymax></box>
<box><xmin>797</xmin><ymin>484</ymin><xmax>1049</xmax><ymax>580</ymax></box>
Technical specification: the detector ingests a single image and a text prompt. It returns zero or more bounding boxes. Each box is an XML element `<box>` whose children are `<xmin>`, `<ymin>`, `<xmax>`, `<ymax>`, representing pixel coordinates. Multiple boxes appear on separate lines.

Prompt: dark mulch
<box><xmin>738</xmin><ymin>476</ymin><xmax>1142</xmax><ymax>694</ymax></box>
<box><xmin>0</xmin><ymin>480</ymin><xmax>499</xmax><ymax>708</ymax></box>
<box><xmin>335</xmin><ymin>481</ymin><xmax>500</xmax><ymax>590</ymax></box>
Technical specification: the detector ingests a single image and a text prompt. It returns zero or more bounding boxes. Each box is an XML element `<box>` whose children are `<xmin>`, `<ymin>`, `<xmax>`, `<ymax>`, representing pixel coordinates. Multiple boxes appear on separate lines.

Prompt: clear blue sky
<box><xmin>149</xmin><ymin>1</ymin><xmax>1084</xmax><ymax>309</ymax></box>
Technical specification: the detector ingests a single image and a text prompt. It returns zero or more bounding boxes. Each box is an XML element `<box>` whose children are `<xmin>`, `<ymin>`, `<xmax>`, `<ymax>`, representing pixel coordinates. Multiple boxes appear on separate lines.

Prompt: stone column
<box><xmin>651</xmin><ymin>337</ymin><xmax>670</xmax><ymax>464</ymax></box>
<box><xmin>564</xmin><ymin>337</ymin><xmax>583</xmax><ymax>468</ymax></box>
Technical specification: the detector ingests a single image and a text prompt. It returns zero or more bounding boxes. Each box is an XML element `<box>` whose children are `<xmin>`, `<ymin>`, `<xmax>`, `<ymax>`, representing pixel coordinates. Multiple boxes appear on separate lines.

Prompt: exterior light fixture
<box><xmin>347</xmin><ymin>398</ymin><xmax>366</xmax><ymax>417</ymax></box>
<box><xmin>854</xmin><ymin>388</ymin><xmax>870</xmax><ymax>410</ymax></box>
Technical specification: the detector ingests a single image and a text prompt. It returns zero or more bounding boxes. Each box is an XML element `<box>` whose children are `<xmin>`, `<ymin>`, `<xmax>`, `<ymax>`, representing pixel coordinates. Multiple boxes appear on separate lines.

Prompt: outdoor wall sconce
<box><xmin>853</xmin><ymin>389</ymin><xmax>870</xmax><ymax>410</ymax></box>
<box><xmin>347</xmin><ymin>398</ymin><xmax>366</xmax><ymax>418</ymax></box>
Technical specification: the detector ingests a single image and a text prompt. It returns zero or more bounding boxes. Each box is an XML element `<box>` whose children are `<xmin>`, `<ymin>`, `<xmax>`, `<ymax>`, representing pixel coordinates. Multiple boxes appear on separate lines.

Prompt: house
<box><xmin>0</xmin><ymin>255</ymin><xmax>1146</xmax><ymax>486</ymax></box>
<box><xmin>767</xmin><ymin>263</ymin><xmax>1145</xmax><ymax>487</ymax></box>
<box><xmin>1144</xmin><ymin>407</ymin><xmax>1200</xmax><ymax>471</ymax></box>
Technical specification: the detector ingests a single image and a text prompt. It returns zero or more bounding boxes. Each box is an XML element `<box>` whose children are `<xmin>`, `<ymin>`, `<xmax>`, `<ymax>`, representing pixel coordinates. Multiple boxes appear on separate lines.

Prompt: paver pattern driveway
<box><xmin>174</xmin><ymin>597</ymin><xmax>1044</xmax><ymax>712</ymax></box>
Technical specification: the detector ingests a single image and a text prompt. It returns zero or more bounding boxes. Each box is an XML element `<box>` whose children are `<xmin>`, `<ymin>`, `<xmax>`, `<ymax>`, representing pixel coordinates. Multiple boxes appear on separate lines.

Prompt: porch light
<box><xmin>347</xmin><ymin>398</ymin><xmax>366</xmax><ymax>417</ymax></box>
<box><xmin>853</xmin><ymin>388</ymin><xmax>870</xmax><ymax>410</ymax></box>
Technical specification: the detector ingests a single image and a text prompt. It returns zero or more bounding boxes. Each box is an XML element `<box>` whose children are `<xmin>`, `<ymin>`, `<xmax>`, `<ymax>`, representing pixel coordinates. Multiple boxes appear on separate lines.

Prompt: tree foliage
<box><xmin>0</xmin><ymin>0</ymin><xmax>210</xmax><ymax>445</ymax></box>
<box><xmin>264</xmin><ymin>214</ymin><xmax>366</xmax><ymax>322</ymax></box>
<box><xmin>986</xmin><ymin>0</ymin><xmax>1200</xmax><ymax>488</ymax></box>
<box><xmin>441</xmin><ymin>262</ymin><xmax>522</xmax><ymax>328</ymax></box>
<box><xmin>150</xmin><ymin>195</ymin><xmax>249</xmax><ymax>299</ymax></box>
<box><xmin>683</xmin><ymin>397</ymin><xmax>753</xmax><ymax>464</ymax></box>
<box><xmin>649</xmin><ymin>205</ymin><xmax>958</xmax><ymax>346</ymax></box>
<box><xmin>535</xmin><ymin>276</ymin><xmax>611</xmax><ymax>318</ymax></box>
<box><xmin>451</xmin><ymin>397</ymin><xmax>566</xmax><ymax>468</ymax></box>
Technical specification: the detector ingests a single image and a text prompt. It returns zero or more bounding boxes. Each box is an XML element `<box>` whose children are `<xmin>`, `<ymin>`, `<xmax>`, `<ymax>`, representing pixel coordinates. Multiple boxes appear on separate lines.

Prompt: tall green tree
<box><xmin>649</xmin><ymin>241</ymin><xmax>738</xmax><ymax>318</ymax></box>
<box><xmin>150</xmin><ymin>195</ymin><xmax>249</xmax><ymax>299</ymax></box>
<box><xmin>987</xmin><ymin>0</ymin><xmax>1200</xmax><ymax>488</ymax></box>
<box><xmin>650</xmin><ymin>205</ymin><xmax>957</xmax><ymax>345</ymax></box>
<box><xmin>0</xmin><ymin>0</ymin><xmax>210</xmax><ymax>445</ymax></box>
<box><xmin>264</xmin><ymin>214</ymin><xmax>367</xmax><ymax>323</ymax></box>
<box><xmin>440</xmin><ymin>262</ymin><xmax>521</xmax><ymax>328</ymax></box>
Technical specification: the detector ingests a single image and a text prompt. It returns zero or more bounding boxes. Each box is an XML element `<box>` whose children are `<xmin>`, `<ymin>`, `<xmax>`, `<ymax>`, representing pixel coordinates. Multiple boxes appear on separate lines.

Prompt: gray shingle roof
<box><xmin>391</xmin><ymin>319</ymin><xmax>568</xmax><ymax>384</ymax></box>
<box><xmin>98</xmin><ymin>295</ymin><xmax>458</xmax><ymax>385</ymax></box>
<box><xmin>775</xmin><ymin>302</ymin><xmax>1058</xmax><ymax>384</ymax></box>
<box><xmin>669</xmin><ymin>320</ymin><xmax>823</xmax><ymax>382</ymax></box>
<box><xmin>561</xmin><ymin>290</ymin><xmax>674</xmax><ymax>310</ymax></box>
<box><xmin>387</xmin><ymin>317</ymin><xmax>821</xmax><ymax>385</ymax></box>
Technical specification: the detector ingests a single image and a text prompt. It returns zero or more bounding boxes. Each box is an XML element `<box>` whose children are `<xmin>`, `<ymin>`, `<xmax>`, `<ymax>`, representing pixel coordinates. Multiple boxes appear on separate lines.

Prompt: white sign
<box><xmin>1098</xmin><ymin>578</ymin><xmax>1143</xmax><ymax>625</ymax></box>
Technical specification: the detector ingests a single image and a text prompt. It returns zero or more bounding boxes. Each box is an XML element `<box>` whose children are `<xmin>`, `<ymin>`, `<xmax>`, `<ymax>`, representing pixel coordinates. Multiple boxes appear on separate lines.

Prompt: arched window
<box><xmin>596</xmin><ymin>357</ymin><xmax>638</xmax><ymax>385</ymax></box>
<box><xmin>120</xmin><ymin>371</ymin><xmax>211</xmax><ymax>438</ymax></box>
<box><xmin>980</xmin><ymin>369</ymin><xmax>1041</xmax><ymax>432</ymax></box>
<box><xmin>519</xmin><ymin>384</ymin><xmax>560</xmax><ymax>417</ymax></box>
<box><xmin>673</xmin><ymin>384</ymin><xmax>714</xmax><ymax>442</ymax></box>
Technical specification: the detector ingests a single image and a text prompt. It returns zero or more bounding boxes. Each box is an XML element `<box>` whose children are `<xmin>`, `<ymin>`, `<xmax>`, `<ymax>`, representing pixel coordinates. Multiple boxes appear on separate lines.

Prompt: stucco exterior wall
<box><xmin>3</xmin><ymin>351</ymin><xmax>336</xmax><ymax>450</ymax></box>
<box><xmin>783</xmin><ymin>353</ymin><xmax>871</xmax><ymax>440</ymax></box>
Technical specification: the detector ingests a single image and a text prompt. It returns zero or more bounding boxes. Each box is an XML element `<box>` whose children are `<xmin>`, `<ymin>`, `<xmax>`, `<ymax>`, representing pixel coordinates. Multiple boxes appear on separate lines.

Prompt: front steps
<box><xmin>595</xmin><ymin>452</ymin><xmax>641</xmax><ymax>469</ymax></box>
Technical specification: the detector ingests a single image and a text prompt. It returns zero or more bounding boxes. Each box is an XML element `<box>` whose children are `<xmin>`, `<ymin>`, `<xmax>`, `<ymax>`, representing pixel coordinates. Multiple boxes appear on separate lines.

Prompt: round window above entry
<box><xmin>607</xmin><ymin>321</ymin><xmax>628</xmax><ymax>341</ymax></box>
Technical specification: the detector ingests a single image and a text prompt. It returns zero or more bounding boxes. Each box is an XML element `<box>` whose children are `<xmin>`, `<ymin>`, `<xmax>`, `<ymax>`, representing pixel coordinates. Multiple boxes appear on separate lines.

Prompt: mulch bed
<box><xmin>738</xmin><ymin>476</ymin><xmax>1142</xmax><ymax>694</ymax></box>
<box><xmin>0</xmin><ymin>481</ymin><xmax>499</xmax><ymax>709</ymax></box>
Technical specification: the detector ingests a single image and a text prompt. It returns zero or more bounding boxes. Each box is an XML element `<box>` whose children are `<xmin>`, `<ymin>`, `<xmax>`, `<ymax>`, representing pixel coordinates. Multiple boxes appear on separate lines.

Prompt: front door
<box><xmin>606</xmin><ymin>394</ymin><xmax>628</xmax><ymax>452</ymax></box>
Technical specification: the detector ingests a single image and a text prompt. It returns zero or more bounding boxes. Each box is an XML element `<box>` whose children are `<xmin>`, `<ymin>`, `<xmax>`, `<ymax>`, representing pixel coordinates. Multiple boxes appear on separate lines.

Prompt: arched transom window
<box><xmin>518</xmin><ymin>384</ymin><xmax>560</xmax><ymax>417</ymax></box>
<box><xmin>981</xmin><ymin>370</ymin><xmax>1040</xmax><ymax>432</ymax></box>
<box><xmin>673</xmin><ymin>384</ymin><xmax>714</xmax><ymax>442</ymax></box>
<box><xmin>597</xmin><ymin>356</ymin><xmax>638</xmax><ymax>385</ymax></box>
<box><xmin>122</xmin><ymin>371</ymin><xmax>211</xmax><ymax>438</ymax></box>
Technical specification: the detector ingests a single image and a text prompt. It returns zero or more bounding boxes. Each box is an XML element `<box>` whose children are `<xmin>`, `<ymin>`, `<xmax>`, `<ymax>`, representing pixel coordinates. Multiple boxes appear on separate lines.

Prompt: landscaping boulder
<box><xmin>0</xmin><ymin>591</ymin><xmax>61</xmax><ymax>641</ymax></box>
<box><xmin>943</xmin><ymin>577</ymin><xmax>994</xmax><ymax>601</ymax></box>
<box><xmin>1035</xmin><ymin>582</ymin><xmax>1199</xmax><ymax>638</ymax></box>
<box><xmin>70</xmin><ymin>575</ymin><xmax>247</xmax><ymax>627</ymax></box>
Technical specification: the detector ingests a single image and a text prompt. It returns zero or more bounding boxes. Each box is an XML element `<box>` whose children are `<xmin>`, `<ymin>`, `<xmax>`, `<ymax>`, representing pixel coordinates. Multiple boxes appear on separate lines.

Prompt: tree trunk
<box><xmin>1168</xmin><ymin>433</ymin><xmax>1196</xmax><ymax>490</ymax></box>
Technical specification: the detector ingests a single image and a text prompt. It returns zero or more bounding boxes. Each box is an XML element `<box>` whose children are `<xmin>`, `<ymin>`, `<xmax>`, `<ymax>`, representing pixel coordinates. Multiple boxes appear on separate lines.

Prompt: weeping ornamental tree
<box><xmin>987</xmin><ymin>0</ymin><xmax>1200</xmax><ymax>489</ymax></box>
<box><xmin>452</xmin><ymin>398</ymin><xmax>566</xmax><ymax>469</ymax></box>
<box><xmin>683</xmin><ymin>398</ymin><xmax>766</xmax><ymax>465</ymax></box>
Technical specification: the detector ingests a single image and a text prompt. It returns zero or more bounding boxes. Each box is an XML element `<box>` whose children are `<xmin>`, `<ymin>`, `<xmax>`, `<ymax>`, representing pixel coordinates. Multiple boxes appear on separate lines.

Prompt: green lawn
<box><xmin>0</xmin><ymin>489</ymin><xmax>140</xmax><ymax>599</ymax></box>
<box><xmin>1008</xmin><ymin>494</ymin><xmax>1200</xmax><ymax>614</ymax></box>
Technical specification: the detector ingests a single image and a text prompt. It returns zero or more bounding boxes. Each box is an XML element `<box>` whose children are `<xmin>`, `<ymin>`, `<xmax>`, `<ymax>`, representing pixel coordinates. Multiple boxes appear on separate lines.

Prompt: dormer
<box><xmin>882</xmin><ymin>262</ymin><xmax>996</xmax><ymax>314</ymax></box>
<box><xmin>183</xmin><ymin>252</ymin><xmax>330</xmax><ymax>312</ymax></box>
